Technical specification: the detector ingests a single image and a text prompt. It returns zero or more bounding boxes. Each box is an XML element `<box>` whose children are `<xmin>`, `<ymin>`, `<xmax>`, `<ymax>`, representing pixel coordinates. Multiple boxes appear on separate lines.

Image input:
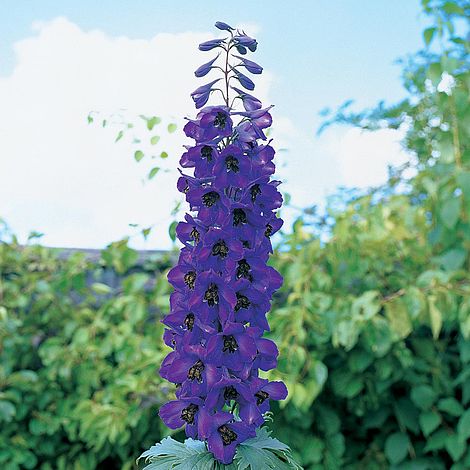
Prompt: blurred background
<box><xmin>0</xmin><ymin>1</ymin><xmax>469</xmax><ymax>469</ymax></box>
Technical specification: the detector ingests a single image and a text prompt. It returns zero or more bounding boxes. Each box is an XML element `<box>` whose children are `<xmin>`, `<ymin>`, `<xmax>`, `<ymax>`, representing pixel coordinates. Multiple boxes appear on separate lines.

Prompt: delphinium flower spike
<box><xmin>159</xmin><ymin>21</ymin><xmax>287</xmax><ymax>465</ymax></box>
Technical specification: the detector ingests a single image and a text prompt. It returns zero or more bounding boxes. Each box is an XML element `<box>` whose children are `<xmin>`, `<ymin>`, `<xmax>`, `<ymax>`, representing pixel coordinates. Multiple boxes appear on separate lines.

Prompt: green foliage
<box><xmin>137</xmin><ymin>428</ymin><xmax>302</xmax><ymax>470</ymax></box>
<box><xmin>0</xmin><ymin>239</ymin><xmax>174</xmax><ymax>469</ymax></box>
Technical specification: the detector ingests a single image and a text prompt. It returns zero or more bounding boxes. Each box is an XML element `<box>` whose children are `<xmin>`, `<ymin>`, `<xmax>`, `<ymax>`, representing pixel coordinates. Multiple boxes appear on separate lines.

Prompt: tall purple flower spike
<box><xmin>158</xmin><ymin>21</ymin><xmax>287</xmax><ymax>465</ymax></box>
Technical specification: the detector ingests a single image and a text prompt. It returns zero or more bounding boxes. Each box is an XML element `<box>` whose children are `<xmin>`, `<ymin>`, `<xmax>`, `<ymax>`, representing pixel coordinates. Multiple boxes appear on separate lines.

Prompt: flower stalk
<box><xmin>158</xmin><ymin>21</ymin><xmax>287</xmax><ymax>465</ymax></box>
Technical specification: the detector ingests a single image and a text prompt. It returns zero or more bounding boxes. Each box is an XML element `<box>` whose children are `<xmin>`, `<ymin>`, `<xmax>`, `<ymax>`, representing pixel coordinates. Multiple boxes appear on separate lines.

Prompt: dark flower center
<box><xmin>233</xmin><ymin>208</ymin><xmax>247</xmax><ymax>226</ymax></box>
<box><xmin>181</xmin><ymin>403</ymin><xmax>199</xmax><ymax>424</ymax></box>
<box><xmin>184</xmin><ymin>313</ymin><xmax>195</xmax><ymax>331</ymax></box>
<box><xmin>204</xmin><ymin>283</ymin><xmax>219</xmax><ymax>306</ymax></box>
<box><xmin>213</xmin><ymin>112</ymin><xmax>227</xmax><ymax>129</ymax></box>
<box><xmin>222</xmin><ymin>335</ymin><xmax>238</xmax><ymax>353</ymax></box>
<box><xmin>255</xmin><ymin>390</ymin><xmax>269</xmax><ymax>405</ymax></box>
<box><xmin>201</xmin><ymin>145</ymin><xmax>213</xmax><ymax>162</ymax></box>
<box><xmin>184</xmin><ymin>271</ymin><xmax>196</xmax><ymax>289</ymax></box>
<box><xmin>250</xmin><ymin>184</ymin><xmax>261</xmax><ymax>202</ymax></box>
<box><xmin>182</xmin><ymin>180</ymin><xmax>189</xmax><ymax>194</ymax></box>
<box><xmin>224</xmin><ymin>386</ymin><xmax>239</xmax><ymax>401</ymax></box>
<box><xmin>218</xmin><ymin>425</ymin><xmax>238</xmax><ymax>446</ymax></box>
<box><xmin>242</xmin><ymin>240</ymin><xmax>251</xmax><ymax>248</ymax></box>
<box><xmin>225</xmin><ymin>155</ymin><xmax>239</xmax><ymax>173</ymax></box>
<box><xmin>212</xmin><ymin>240</ymin><xmax>229</xmax><ymax>259</ymax></box>
<box><xmin>202</xmin><ymin>191</ymin><xmax>220</xmax><ymax>207</ymax></box>
<box><xmin>235</xmin><ymin>293</ymin><xmax>251</xmax><ymax>311</ymax></box>
<box><xmin>187</xmin><ymin>360</ymin><xmax>204</xmax><ymax>382</ymax></box>
<box><xmin>190</xmin><ymin>227</ymin><xmax>200</xmax><ymax>243</ymax></box>
<box><xmin>236</xmin><ymin>259</ymin><xmax>252</xmax><ymax>281</ymax></box>
<box><xmin>265</xmin><ymin>224</ymin><xmax>273</xmax><ymax>238</ymax></box>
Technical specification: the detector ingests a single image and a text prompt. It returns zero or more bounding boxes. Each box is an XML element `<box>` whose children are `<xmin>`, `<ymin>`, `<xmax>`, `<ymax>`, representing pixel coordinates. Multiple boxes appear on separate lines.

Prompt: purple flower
<box><xmin>191</xmin><ymin>79</ymin><xmax>221</xmax><ymax>109</ymax></box>
<box><xmin>212</xmin><ymin>144</ymin><xmax>252</xmax><ymax>187</ymax></box>
<box><xmin>159</xmin><ymin>22</ymin><xmax>287</xmax><ymax>464</ymax></box>
<box><xmin>205</xmin><ymin>375</ymin><xmax>253</xmax><ymax>411</ymax></box>
<box><xmin>159</xmin><ymin>396</ymin><xmax>204</xmax><ymax>438</ymax></box>
<box><xmin>239</xmin><ymin>378</ymin><xmax>288</xmax><ymax>426</ymax></box>
<box><xmin>175</xmin><ymin>213</ymin><xmax>205</xmax><ymax>247</ymax></box>
<box><xmin>234</xmin><ymin>34</ymin><xmax>258</xmax><ymax>52</ymax></box>
<box><xmin>234</xmin><ymin>70</ymin><xmax>255</xmax><ymax>91</ymax></box>
<box><xmin>206</xmin><ymin>322</ymin><xmax>257</xmax><ymax>370</ymax></box>
<box><xmin>215</xmin><ymin>21</ymin><xmax>234</xmax><ymax>31</ymax></box>
<box><xmin>199</xmin><ymin>38</ymin><xmax>225</xmax><ymax>51</ymax></box>
<box><xmin>180</xmin><ymin>143</ymin><xmax>219</xmax><ymax>177</ymax></box>
<box><xmin>195</xmin><ymin>55</ymin><xmax>219</xmax><ymax>78</ymax></box>
<box><xmin>232</xmin><ymin>86</ymin><xmax>262</xmax><ymax>111</ymax></box>
<box><xmin>234</xmin><ymin>55</ymin><xmax>263</xmax><ymax>74</ymax></box>
<box><xmin>195</xmin><ymin>227</ymin><xmax>244</xmax><ymax>274</ymax></box>
<box><xmin>198</xmin><ymin>409</ymin><xmax>256</xmax><ymax>464</ymax></box>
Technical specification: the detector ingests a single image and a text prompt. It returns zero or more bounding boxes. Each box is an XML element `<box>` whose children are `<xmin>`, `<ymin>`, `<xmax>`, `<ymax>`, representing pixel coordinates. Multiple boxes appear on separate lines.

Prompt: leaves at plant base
<box><xmin>137</xmin><ymin>429</ymin><xmax>302</xmax><ymax>470</ymax></box>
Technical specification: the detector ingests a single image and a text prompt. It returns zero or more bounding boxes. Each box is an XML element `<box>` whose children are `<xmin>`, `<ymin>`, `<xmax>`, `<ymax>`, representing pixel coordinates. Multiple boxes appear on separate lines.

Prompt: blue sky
<box><xmin>0</xmin><ymin>1</ymin><xmax>428</xmax><ymax>249</ymax></box>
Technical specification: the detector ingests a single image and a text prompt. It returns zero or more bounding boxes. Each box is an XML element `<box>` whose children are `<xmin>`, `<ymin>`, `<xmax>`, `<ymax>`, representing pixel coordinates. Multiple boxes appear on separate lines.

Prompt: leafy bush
<box><xmin>0</xmin><ymin>238</ymin><xmax>173</xmax><ymax>470</ymax></box>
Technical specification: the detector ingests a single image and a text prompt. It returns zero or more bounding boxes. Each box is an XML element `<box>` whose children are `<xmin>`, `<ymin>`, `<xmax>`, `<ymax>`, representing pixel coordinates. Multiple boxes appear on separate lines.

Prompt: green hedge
<box><xmin>0</xmin><ymin>239</ymin><xmax>173</xmax><ymax>470</ymax></box>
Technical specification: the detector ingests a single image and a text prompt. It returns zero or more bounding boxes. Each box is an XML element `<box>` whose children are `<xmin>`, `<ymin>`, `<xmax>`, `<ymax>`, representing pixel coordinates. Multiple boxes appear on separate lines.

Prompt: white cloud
<box><xmin>322</xmin><ymin>126</ymin><xmax>409</xmax><ymax>189</ymax></box>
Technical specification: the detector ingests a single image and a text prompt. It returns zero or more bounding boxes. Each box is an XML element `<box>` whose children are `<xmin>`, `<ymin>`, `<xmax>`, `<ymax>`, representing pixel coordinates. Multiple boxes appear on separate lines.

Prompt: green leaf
<box><xmin>457</xmin><ymin>171</ymin><xmax>470</xmax><ymax>201</ymax></box>
<box><xmin>150</xmin><ymin>135</ymin><xmax>160</xmax><ymax>145</ymax></box>
<box><xmin>457</xmin><ymin>409</ymin><xmax>470</xmax><ymax>441</ymax></box>
<box><xmin>423</xmin><ymin>27</ymin><xmax>436</xmax><ymax>46</ymax></box>
<box><xmin>438</xmin><ymin>398</ymin><xmax>464</xmax><ymax>416</ymax></box>
<box><xmin>0</xmin><ymin>400</ymin><xmax>16</xmax><ymax>422</ymax></box>
<box><xmin>424</xmin><ymin>429</ymin><xmax>448</xmax><ymax>452</ymax></box>
<box><xmin>385</xmin><ymin>298</ymin><xmax>412</xmax><ymax>339</ymax></box>
<box><xmin>146</xmin><ymin>116</ymin><xmax>161</xmax><ymax>131</ymax></box>
<box><xmin>91</xmin><ymin>282</ymin><xmax>112</xmax><ymax>295</ymax></box>
<box><xmin>352</xmin><ymin>290</ymin><xmax>380</xmax><ymax>319</ymax></box>
<box><xmin>235</xmin><ymin>428</ymin><xmax>302</xmax><ymax>469</ymax></box>
<box><xmin>446</xmin><ymin>434</ymin><xmax>466</xmax><ymax>462</ymax></box>
<box><xmin>115</xmin><ymin>130</ymin><xmax>124</xmax><ymax>142</ymax></box>
<box><xmin>167</xmin><ymin>123</ymin><xmax>177</xmax><ymax>133</ymax></box>
<box><xmin>160</xmin><ymin>151</ymin><xmax>169</xmax><ymax>159</ymax></box>
<box><xmin>169</xmin><ymin>221</ymin><xmax>178</xmax><ymax>242</ymax></box>
<box><xmin>419</xmin><ymin>410</ymin><xmax>441</xmax><ymax>436</ymax></box>
<box><xmin>384</xmin><ymin>432</ymin><xmax>410</xmax><ymax>465</ymax></box>
<box><xmin>442</xmin><ymin>1</ymin><xmax>464</xmax><ymax>14</ymax></box>
<box><xmin>134</xmin><ymin>150</ymin><xmax>144</xmax><ymax>162</ymax></box>
<box><xmin>435</xmin><ymin>248</ymin><xmax>467</xmax><ymax>271</ymax></box>
<box><xmin>148</xmin><ymin>167</ymin><xmax>160</xmax><ymax>179</ymax></box>
<box><xmin>440</xmin><ymin>198</ymin><xmax>461</xmax><ymax>229</ymax></box>
<box><xmin>428</xmin><ymin>296</ymin><xmax>442</xmax><ymax>339</ymax></box>
<box><xmin>411</xmin><ymin>385</ymin><xmax>437</xmax><ymax>410</ymax></box>
<box><xmin>137</xmin><ymin>437</ymin><xmax>210</xmax><ymax>470</ymax></box>
<box><xmin>394</xmin><ymin>399</ymin><xmax>420</xmax><ymax>434</ymax></box>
